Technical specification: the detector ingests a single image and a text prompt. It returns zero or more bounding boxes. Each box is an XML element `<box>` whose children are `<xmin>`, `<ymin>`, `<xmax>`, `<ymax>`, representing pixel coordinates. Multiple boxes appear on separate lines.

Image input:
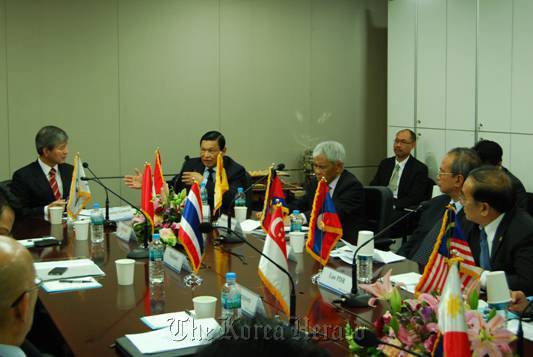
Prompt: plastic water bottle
<box><xmin>221</xmin><ymin>272</ymin><xmax>241</xmax><ymax>321</ymax></box>
<box><xmin>290</xmin><ymin>210</ymin><xmax>303</xmax><ymax>232</ymax></box>
<box><xmin>234</xmin><ymin>187</ymin><xmax>246</xmax><ymax>207</ymax></box>
<box><xmin>149</xmin><ymin>234</ymin><xmax>165</xmax><ymax>284</ymax></box>
<box><xmin>357</xmin><ymin>255</ymin><xmax>373</xmax><ymax>285</ymax></box>
<box><xmin>90</xmin><ymin>203</ymin><xmax>105</xmax><ymax>243</ymax></box>
<box><xmin>200</xmin><ymin>182</ymin><xmax>210</xmax><ymax>222</ymax></box>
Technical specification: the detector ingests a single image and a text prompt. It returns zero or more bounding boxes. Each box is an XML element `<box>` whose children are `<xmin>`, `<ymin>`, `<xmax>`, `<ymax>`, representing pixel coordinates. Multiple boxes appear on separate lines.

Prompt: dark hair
<box><xmin>35</xmin><ymin>126</ymin><xmax>68</xmax><ymax>155</ymax></box>
<box><xmin>200</xmin><ymin>131</ymin><xmax>226</xmax><ymax>151</ymax></box>
<box><xmin>447</xmin><ymin>147</ymin><xmax>481</xmax><ymax>178</ymax></box>
<box><xmin>398</xmin><ymin>129</ymin><xmax>416</xmax><ymax>143</ymax></box>
<box><xmin>0</xmin><ymin>184</ymin><xmax>19</xmax><ymax>218</ymax></box>
<box><xmin>472</xmin><ymin>140</ymin><xmax>503</xmax><ymax>166</ymax></box>
<box><xmin>197</xmin><ymin>316</ymin><xmax>328</xmax><ymax>357</ymax></box>
<box><xmin>468</xmin><ymin>166</ymin><xmax>514</xmax><ymax>213</ymax></box>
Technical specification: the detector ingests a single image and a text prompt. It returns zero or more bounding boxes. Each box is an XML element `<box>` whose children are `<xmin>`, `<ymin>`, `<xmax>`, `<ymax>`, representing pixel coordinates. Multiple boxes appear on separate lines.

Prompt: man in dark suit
<box><xmin>473</xmin><ymin>139</ymin><xmax>527</xmax><ymax>209</ymax></box>
<box><xmin>462</xmin><ymin>166</ymin><xmax>533</xmax><ymax>295</ymax></box>
<box><xmin>125</xmin><ymin>131</ymin><xmax>247</xmax><ymax>214</ymax></box>
<box><xmin>400</xmin><ymin>147</ymin><xmax>481</xmax><ymax>264</ymax></box>
<box><xmin>11</xmin><ymin>126</ymin><xmax>73</xmax><ymax>219</ymax></box>
<box><xmin>289</xmin><ymin>141</ymin><xmax>365</xmax><ymax>244</ymax></box>
<box><xmin>370</xmin><ymin>129</ymin><xmax>429</xmax><ymax>211</ymax></box>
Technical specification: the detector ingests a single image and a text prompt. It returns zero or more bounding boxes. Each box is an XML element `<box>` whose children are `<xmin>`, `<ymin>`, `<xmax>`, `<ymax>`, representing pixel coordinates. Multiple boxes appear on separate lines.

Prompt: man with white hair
<box><xmin>0</xmin><ymin>236</ymin><xmax>40</xmax><ymax>355</ymax></box>
<box><xmin>290</xmin><ymin>141</ymin><xmax>365</xmax><ymax>243</ymax></box>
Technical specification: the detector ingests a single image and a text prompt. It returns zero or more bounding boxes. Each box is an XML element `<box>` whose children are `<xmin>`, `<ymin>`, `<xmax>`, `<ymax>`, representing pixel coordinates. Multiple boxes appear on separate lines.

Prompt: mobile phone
<box><xmin>34</xmin><ymin>238</ymin><xmax>59</xmax><ymax>247</ymax></box>
<box><xmin>48</xmin><ymin>267</ymin><xmax>68</xmax><ymax>276</ymax></box>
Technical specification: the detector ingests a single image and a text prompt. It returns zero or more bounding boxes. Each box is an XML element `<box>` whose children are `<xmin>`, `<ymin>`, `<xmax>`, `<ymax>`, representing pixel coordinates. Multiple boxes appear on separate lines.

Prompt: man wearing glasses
<box><xmin>399</xmin><ymin>147</ymin><xmax>481</xmax><ymax>264</ymax></box>
<box><xmin>370</xmin><ymin>129</ymin><xmax>429</xmax><ymax>213</ymax></box>
<box><xmin>0</xmin><ymin>236</ymin><xmax>40</xmax><ymax>355</ymax></box>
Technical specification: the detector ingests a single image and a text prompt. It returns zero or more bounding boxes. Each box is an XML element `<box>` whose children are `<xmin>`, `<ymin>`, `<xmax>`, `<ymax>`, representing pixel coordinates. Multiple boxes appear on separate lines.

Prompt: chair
<box><xmin>526</xmin><ymin>192</ymin><xmax>533</xmax><ymax>218</ymax></box>
<box><xmin>363</xmin><ymin>186</ymin><xmax>393</xmax><ymax>249</ymax></box>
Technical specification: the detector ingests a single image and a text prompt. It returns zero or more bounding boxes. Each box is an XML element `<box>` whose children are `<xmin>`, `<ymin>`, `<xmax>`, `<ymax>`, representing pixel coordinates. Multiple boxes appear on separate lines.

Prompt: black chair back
<box><xmin>364</xmin><ymin>186</ymin><xmax>393</xmax><ymax>233</ymax></box>
<box><xmin>526</xmin><ymin>192</ymin><xmax>533</xmax><ymax>218</ymax></box>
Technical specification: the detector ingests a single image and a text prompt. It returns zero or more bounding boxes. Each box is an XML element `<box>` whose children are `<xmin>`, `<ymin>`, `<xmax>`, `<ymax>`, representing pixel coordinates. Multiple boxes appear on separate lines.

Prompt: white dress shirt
<box><xmin>0</xmin><ymin>344</ymin><xmax>26</xmax><ymax>357</ymax></box>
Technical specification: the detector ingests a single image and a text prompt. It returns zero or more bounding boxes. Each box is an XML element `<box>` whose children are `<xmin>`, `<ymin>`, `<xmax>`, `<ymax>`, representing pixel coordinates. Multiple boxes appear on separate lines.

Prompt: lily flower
<box><xmin>359</xmin><ymin>269</ymin><xmax>404</xmax><ymax>307</ymax></box>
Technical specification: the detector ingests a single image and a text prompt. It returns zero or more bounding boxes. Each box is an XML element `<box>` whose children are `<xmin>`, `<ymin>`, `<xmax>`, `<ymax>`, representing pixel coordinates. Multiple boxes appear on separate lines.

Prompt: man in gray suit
<box><xmin>399</xmin><ymin>147</ymin><xmax>481</xmax><ymax>265</ymax></box>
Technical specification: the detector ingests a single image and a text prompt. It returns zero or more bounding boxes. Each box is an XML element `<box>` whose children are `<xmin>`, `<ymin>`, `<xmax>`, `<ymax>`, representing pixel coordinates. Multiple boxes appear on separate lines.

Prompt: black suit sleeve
<box><xmin>369</xmin><ymin>160</ymin><xmax>386</xmax><ymax>186</ymax></box>
<box><xmin>11</xmin><ymin>170</ymin><xmax>45</xmax><ymax>217</ymax></box>
<box><xmin>395</xmin><ymin>162</ymin><xmax>429</xmax><ymax>209</ymax></box>
<box><xmin>505</xmin><ymin>235</ymin><xmax>533</xmax><ymax>295</ymax></box>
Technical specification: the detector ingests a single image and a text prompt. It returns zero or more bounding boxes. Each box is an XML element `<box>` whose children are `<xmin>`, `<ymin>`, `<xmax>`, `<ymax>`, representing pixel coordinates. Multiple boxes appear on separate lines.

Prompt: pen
<box><xmin>58</xmin><ymin>279</ymin><xmax>94</xmax><ymax>283</ymax></box>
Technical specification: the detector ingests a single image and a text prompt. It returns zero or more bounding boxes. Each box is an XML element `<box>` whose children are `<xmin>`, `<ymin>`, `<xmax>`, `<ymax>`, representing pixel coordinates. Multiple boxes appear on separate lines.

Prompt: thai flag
<box><xmin>306</xmin><ymin>179</ymin><xmax>343</xmax><ymax>265</ymax></box>
<box><xmin>178</xmin><ymin>182</ymin><xmax>204</xmax><ymax>273</ymax></box>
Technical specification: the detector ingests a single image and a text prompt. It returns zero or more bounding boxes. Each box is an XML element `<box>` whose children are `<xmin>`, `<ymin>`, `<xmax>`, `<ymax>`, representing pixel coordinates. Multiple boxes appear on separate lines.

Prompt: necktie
<box><xmin>479</xmin><ymin>228</ymin><xmax>491</xmax><ymax>270</ymax></box>
<box><xmin>206</xmin><ymin>169</ymin><xmax>215</xmax><ymax>209</ymax></box>
<box><xmin>49</xmin><ymin>168</ymin><xmax>61</xmax><ymax>200</ymax></box>
<box><xmin>388</xmin><ymin>164</ymin><xmax>401</xmax><ymax>194</ymax></box>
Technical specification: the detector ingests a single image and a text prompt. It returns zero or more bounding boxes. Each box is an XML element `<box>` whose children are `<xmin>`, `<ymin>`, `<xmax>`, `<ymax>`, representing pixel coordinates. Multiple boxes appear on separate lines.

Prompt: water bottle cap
<box><xmin>93</xmin><ymin>203</ymin><xmax>100</xmax><ymax>209</ymax></box>
<box><xmin>226</xmin><ymin>272</ymin><xmax>236</xmax><ymax>280</ymax></box>
<box><xmin>153</xmin><ymin>234</ymin><xmax>160</xmax><ymax>240</ymax></box>
<box><xmin>237</xmin><ymin>187</ymin><xmax>243</xmax><ymax>193</ymax></box>
<box><xmin>292</xmin><ymin>210</ymin><xmax>300</xmax><ymax>215</ymax></box>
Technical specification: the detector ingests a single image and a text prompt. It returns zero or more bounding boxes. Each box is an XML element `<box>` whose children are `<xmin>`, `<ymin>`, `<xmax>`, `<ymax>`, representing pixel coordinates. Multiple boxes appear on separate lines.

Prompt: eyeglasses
<box><xmin>10</xmin><ymin>278</ymin><xmax>42</xmax><ymax>308</ymax></box>
<box><xmin>393</xmin><ymin>139</ymin><xmax>414</xmax><ymax>145</ymax></box>
<box><xmin>436</xmin><ymin>169</ymin><xmax>455</xmax><ymax>177</ymax></box>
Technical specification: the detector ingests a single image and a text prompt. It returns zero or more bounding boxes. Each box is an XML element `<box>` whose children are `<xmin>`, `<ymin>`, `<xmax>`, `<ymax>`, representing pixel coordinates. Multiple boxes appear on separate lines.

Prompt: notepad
<box><xmin>41</xmin><ymin>277</ymin><xmax>102</xmax><ymax>293</ymax></box>
<box><xmin>34</xmin><ymin>258</ymin><xmax>105</xmax><ymax>282</ymax></box>
<box><xmin>141</xmin><ymin>311</ymin><xmax>193</xmax><ymax>330</ymax></box>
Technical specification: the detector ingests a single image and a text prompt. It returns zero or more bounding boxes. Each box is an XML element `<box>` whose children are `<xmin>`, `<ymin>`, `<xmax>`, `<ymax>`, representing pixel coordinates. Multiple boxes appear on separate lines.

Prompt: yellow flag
<box><xmin>214</xmin><ymin>153</ymin><xmax>229</xmax><ymax>215</ymax></box>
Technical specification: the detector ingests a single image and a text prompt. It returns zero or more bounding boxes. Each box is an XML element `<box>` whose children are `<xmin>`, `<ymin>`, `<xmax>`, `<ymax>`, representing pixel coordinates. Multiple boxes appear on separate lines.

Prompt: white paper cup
<box><xmin>73</xmin><ymin>220</ymin><xmax>90</xmax><ymax>240</ymax></box>
<box><xmin>49</xmin><ymin>206</ymin><xmax>64</xmax><ymax>224</ymax></box>
<box><xmin>486</xmin><ymin>271</ymin><xmax>511</xmax><ymax>304</ymax></box>
<box><xmin>234</xmin><ymin>206</ymin><xmax>247</xmax><ymax>223</ymax></box>
<box><xmin>289</xmin><ymin>231</ymin><xmax>306</xmax><ymax>253</ymax></box>
<box><xmin>115</xmin><ymin>259</ymin><xmax>135</xmax><ymax>285</ymax></box>
<box><xmin>356</xmin><ymin>230</ymin><xmax>374</xmax><ymax>257</ymax></box>
<box><xmin>192</xmin><ymin>296</ymin><xmax>217</xmax><ymax>319</ymax></box>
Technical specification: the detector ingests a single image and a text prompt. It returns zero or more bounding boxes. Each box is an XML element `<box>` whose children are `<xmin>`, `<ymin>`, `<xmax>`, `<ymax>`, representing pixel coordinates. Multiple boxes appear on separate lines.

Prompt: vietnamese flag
<box><xmin>153</xmin><ymin>149</ymin><xmax>164</xmax><ymax>195</ymax></box>
<box><xmin>141</xmin><ymin>163</ymin><xmax>155</xmax><ymax>234</ymax></box>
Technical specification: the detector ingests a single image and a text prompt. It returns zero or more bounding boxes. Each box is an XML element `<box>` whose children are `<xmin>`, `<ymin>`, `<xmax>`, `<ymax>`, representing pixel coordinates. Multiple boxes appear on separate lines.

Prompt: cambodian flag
<box><xmin>306</xmin><ymin>179</ymin><xmax>343</xmax><ymax>265</ymax></box>
<box><xmin>177</xmin><ymin>182</ymin><xmax>204</xmax><ymax>273</ymax></box>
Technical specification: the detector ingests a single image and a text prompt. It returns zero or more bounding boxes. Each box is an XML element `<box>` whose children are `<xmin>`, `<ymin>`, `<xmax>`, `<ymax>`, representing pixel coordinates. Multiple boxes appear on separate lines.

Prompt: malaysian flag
<box><xmin>260</xmin><ymin>167</ymin><xmax>288</xmax><ymax>233</ymax></box>
<box><xmin>415</xmin><ymin>205</ymin><xmax>482</xmax><ymax>295</ymax></box>
<box><xmin>177</xmin><ymin>182</ymin><xmax>204</xmax><ymax>273</ymax></box>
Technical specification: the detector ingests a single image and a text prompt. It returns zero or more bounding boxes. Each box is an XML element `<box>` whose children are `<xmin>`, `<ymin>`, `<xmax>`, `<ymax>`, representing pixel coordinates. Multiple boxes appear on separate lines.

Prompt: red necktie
<box><xmin>49</xmin><ymin>168</ymin><xmax>61</xmax><ymax>200</ymax></box>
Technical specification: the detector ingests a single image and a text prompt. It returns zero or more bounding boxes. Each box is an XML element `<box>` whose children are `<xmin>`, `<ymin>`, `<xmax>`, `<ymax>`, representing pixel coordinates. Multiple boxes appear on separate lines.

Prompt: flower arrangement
<box><xmin>133</xmin><ymin>185</ymin><xmax>187</xmax><ymax>247</ymax></box>
<box><xmin>345</xmin><ymin>269</ymin><xmax>515</xmax><ymax>356</ymax></box>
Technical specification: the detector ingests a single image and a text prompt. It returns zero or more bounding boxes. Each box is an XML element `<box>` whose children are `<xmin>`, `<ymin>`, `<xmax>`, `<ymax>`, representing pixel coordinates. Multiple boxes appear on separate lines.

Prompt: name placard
<box><xmin>317</xmin><ymin>266</ymin><xmax>352</xmax><ymax>295</ymax></box>
<box><xmin>115</xmin><ymin>221</ymin><xmax>134</xmax><ymax>242</ymax></box>
<box><xmin>163</xmin><ymin>247</ymin><xmax>192</xmax><ymax>273</ymax></box>
<box><xmin>238</xmin><ymin>284</ymin><xmax>265</xmax><ymax>317</ymax></box>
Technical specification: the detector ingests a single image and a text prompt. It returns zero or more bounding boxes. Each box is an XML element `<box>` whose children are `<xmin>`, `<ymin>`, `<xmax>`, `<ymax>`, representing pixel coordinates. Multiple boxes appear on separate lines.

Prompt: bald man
<box><xmin>0</xmin><ymin>236</ymin><xmax>39</xmax><ymax>355</ymax></box>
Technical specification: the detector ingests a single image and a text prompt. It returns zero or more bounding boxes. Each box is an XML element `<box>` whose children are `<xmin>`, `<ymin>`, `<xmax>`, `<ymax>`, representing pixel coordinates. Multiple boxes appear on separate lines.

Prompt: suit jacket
<box><xmin>400</xmin><ymin>194</ymin><xmax>474</xmax><ymax>266</ymax></box>
<box><xmin>370</xmin><ymin>155</ymin><xmax>429</xmax><ymax>209</ymax></box>
<box><xmin>11</xmin><ymin>161</ymin><xmax>73</xmax><ymax>218</ymax></box>
<box><xmin>169</xmin><ymin>156</ymin><xmax>248</xmax><ymax>213</ymax></box>
<box><xmin>503</xmin><ymin>167</ymin><xmax>528</xmax><ymax>210</ymax></box>
<box><xmin>468</xmin><ymin>209</ymin><xmax>533</xmax><ymax>295</ymax></box>
<box><xmin>290</xmin><ymin>170</ymin><xmax>365</xmax><ymax>243</ymax></box>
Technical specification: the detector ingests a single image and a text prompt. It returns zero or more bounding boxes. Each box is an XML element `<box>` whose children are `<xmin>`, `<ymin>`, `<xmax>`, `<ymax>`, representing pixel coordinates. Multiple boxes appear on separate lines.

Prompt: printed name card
<box><xmin>238</xmin><ymin>284</ymin><xmax>265</xmax><ymax>317</ymax></box>
<box><xmin>116</xmin><ymin>221</ymin><xmax>134</xmax><ymax>242</ymax></box>
<box><xmin>163</xmin><ymin>247</ymin><xmax>192</xmax><ymax>273</ymax></box>
<box><xmin>317</xmin><ymin>266</ymin><xmax>352</xmax><ymax>295</ymax></box>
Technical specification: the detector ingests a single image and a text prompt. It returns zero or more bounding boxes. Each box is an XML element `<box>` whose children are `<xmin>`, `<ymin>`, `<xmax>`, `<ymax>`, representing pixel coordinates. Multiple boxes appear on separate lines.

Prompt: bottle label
<box><xmin>222</xmin><ymin>292</ymin><xmax>241</xmax><ymax>309</ymax></box>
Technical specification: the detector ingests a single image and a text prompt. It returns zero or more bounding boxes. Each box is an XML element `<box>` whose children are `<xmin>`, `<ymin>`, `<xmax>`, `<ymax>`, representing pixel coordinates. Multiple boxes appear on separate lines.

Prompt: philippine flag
<box><xmin>177</xmin><ymin>182</ymin><xmax>204</xmax><ymax>273</ymax></box>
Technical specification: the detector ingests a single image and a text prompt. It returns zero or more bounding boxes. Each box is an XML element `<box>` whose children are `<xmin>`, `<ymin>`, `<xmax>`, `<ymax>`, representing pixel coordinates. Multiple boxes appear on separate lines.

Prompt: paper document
<box><xmin>126</xmin><ymin>318</ymin><xmax>221</xmax><ymax>355</ymax></box>
<box><xmin>508</xmin><ymin>319</ymin><xmax>533</xmax><ymax>341</ymax></box>
<box><xmin>41</xmin><ymin>277</ymin><xmax>102</xmax><ymax>293</ymax></box>
<box><xmin>34</xmin><ymin>258</ymin><xmax>105</xmax><ymax>282</ymax></box>
<box><xmin>330</xmin><ymin>243</ymin><xmax>406</xmax><ymax>265</ymax></box>
<box><xmin>141</xmin><ymin>311</ymin><xmax>192</xmax><ymax>330</ymax></box>
<box><xmin>240</xmin><ymin>219</ymin><xmax>261</xmax><ymax>232</ymax></box>
<box><xmin>79</xmin><ymin>206</ymin><xmax>135</xmax><ymax>221</ymax></box>
<box><xmin>18</xmin><ymin>237</ymin><xmax>56</xmax><ymax>248</ymax></box>
<box><xmin>390</xmin><ymin>272</ymin><xmax>422</xmax><ymax>294</ymax></box>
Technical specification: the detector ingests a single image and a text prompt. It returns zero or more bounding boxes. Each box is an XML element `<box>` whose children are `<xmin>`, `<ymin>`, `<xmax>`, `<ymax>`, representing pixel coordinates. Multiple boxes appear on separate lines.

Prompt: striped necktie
<box><xmin>49</xmin><ymin>168</ymin><xmax>61</xmax><ymax>200</ymax></box>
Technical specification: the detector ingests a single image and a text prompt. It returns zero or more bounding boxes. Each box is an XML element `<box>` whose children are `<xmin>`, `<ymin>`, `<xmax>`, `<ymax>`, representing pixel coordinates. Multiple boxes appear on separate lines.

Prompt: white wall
<box><xmin>388</xmin><ymin>0</ymin><xmax>533</xmax><ymax>192</ymax></box>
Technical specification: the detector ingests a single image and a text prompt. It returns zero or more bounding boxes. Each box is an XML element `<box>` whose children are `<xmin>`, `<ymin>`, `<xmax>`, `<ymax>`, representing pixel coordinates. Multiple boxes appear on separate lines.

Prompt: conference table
<box><xmin>11</xmin><ymin>217</ymin><xmax>530</xmax><ymax>356</ymax></box>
